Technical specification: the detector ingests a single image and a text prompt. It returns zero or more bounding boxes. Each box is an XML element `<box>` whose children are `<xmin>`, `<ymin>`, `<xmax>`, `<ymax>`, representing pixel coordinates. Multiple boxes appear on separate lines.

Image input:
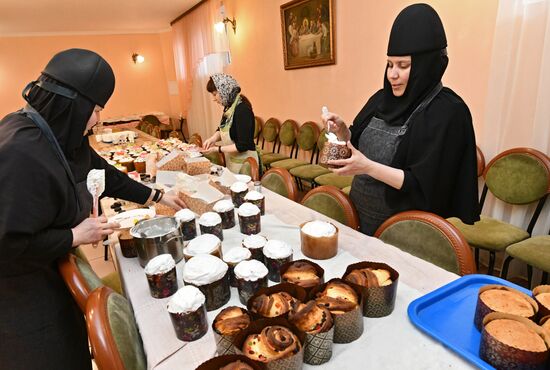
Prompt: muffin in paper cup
<box><xmin>480</xmin><ymin>312</ymin><xmax>550</xmax><ymax>370</ymax></box>
<box><xmin>195</xmin><ymin>354</ymin><xmax>266</xmax><ymax>370</ymax></box>
<box><xmin>342</xmin><ymin>261</ymin><xmax>399</xmax><ymax>318</ymax></box>
<box><xmin>238</xmin><ymin>203</ymin><xmax>262</xmax><ymax>235</ymax></box>
<box><xmin>183</xmin><ymin>234</ymin><xmax>222</xmax><ymax>262</ymax></box>
<box><xmin>213</xmin><ymin>200</ymin><xmax>236</xmax><ymax>229</ymax></box>
<box><xmin>244</xmin><ymin>191</ymin><xmax>265</xmax><ymax>216</ymax></box>
<box><xmin>280</xmin><ymin>259</ymin><xmax>324</xmax><ymax>295</ymax></box>
<box><xmin>167</xmin><ymin>286</ymin><xmax>208</xmax><ymax>342</ymax></box>
<box><xmin>231</xmin><ymin>182</ymin><xmax>249</xmax><ymax>208</ymax></box>
<box><xmin>242</xmin><ymin>235</ymin><xmax>268</xmax><ymax>262</ymax></box>
<box><xmin>213</xmin><ymin>307</ymin><xmax>252</xmax><ymax>355</ymax></box>
<box><xmin>300</xmin><ymin>220</ymin><xmax>339</xmax><ymax>260</ymax></box>
<box><xmin>263</xmin><ymin>240</ymin><xmax>293</xmax><ymax>283</ymax></box>
<box><xmin>235</xmin><ymin>260</ymin><xmax>269</xmax><ymax>305</ymax></box>
<box><xmin>233</xmin><ymin>318</ymin><xmax>305</xmax><ymax>370</ymax></box>
<box><xmin>310</xmin><ymin>278</ymin><xmax>364</xmax><ymax>343</ymax></box>
<box><xmin>144</xmin><ymin>254</ymin><xmax>178</xmax><ymax>299</ymax></box>
<box><xmin>175</xmin><ymin>208</ymin><xmax>197</xmax><ymax>241</ymax></box>
<box><xmin>288</xmin><ymin>300</ymin><xmax>334</xmax><ymax>365</ymax></box>
<box><xmin>533</xmin><ymin>285</ymin><xmax>550</xmax><ymax>321</ymax></box>
<box><xmin>183</xmin><ymin>254</ymin><xmax>230</xmax><ymax>311</ymax></box>
<box><xmin>118</xmin><ymin>229</ymin><xmax>137</xmax><ymax>258</ymax></box>
<box><xmin>199</xmin><ymin>212</ymin><xmax>224</xmax><ymax>241</ymax></box>
<box><xmin>247</xmin><ymin>283</ymin><xmax>307</xmax><ymax>320</ymax></box>
<box><xmin>223</xmin><ymin>247</ymin><xmax>252</xmax><ymax>287</ymax></box>
<box><xmin>474</xmin><ymin>284</ymin><xmax>538</xmax><ymax>330</ymax></box>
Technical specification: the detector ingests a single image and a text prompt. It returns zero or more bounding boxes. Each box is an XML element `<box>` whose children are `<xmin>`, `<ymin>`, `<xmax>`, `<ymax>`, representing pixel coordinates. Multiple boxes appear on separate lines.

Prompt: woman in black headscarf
<box><xmin>0</xmin><ymin>49</ymin><xmax>185</xmax><ymax>369</ymax></box>
<box><xmin>323</xmin><ymin>3</ymin><xmax>479</xmax><ymax>235</ymax></box>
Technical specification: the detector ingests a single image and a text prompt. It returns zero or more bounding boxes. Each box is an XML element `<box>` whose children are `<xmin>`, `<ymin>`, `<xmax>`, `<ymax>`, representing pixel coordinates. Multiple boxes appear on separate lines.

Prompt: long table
<box><xmin>89</xmin><ymin>127</ymin><xmax>158</xmax><ymax>153</ymax></box>
<box><xmin>111</xmin><ymin>189</ymin><xmax>474</xmax><ymax>369</ymax></box>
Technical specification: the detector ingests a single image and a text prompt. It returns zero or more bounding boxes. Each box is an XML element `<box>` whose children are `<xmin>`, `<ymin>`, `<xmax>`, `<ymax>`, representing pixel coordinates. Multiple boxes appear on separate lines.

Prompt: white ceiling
<box><xmin>0</xmin><ymin>0</ymin><xmax>202</xmax><ymax>36</ymax></box>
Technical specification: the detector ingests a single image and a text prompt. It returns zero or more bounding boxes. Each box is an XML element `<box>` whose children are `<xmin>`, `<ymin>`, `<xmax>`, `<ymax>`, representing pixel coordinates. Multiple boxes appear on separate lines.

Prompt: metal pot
<box><xmin>130</xmin><ymin>217</ymin><xmax>184</xmax><ymax>267</ymax></box>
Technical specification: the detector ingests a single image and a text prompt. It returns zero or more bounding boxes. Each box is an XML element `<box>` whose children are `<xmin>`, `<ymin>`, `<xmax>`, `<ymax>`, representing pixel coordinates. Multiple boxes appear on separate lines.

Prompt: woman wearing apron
<box><xmin>0</xmin><ymin>49</ymin><xmax>185</xmax><ymax>369</ymax></box>
<box><xmin>202</xmin><ymin>73</ymin><xmax>259</xmax><ymax>174</ymax></box>
<box><xmin>322</xmin><ymin>4</ymin><xmax>480</xmax><ymax>235</ymax></box>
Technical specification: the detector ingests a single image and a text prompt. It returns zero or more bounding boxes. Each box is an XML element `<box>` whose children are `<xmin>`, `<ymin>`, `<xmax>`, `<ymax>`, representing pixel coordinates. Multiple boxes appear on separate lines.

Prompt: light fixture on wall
<box><xmin>132</xmin><ymin>53</ymin><xmax>145</xmax><ymax>64</ymax></box>
<box><xmin>215</xmin><ymin>17</ymin><xmax>237</xmax><ymax>34</ymax></box>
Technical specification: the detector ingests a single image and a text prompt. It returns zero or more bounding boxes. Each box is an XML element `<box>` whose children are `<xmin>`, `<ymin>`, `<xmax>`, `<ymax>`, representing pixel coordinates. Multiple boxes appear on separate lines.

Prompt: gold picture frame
<box><xmin>280</xmin><ymin>0</ymin><xmax>335</xmax><ymax>70</ymax></box>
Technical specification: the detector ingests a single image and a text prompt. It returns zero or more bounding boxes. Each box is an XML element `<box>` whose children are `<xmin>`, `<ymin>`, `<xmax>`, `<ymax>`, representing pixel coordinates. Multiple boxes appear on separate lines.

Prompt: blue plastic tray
<box><xmin>407</xmin><ymin>274</ymin><xmax>532</xmax><ymax>369</ymax></box>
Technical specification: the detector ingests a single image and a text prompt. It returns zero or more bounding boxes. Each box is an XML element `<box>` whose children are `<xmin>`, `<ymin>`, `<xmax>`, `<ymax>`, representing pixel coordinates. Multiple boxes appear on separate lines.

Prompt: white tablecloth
<box><xmin>113</xmin><ymin>189</ymin><xmax>475</xmax><ymax>369</ymax></box>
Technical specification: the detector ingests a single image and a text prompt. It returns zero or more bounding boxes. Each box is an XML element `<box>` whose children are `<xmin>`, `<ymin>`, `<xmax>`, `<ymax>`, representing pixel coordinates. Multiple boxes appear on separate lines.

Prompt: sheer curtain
<box><xmin>481</xmin><ymin>0</ymin><xmax>550</xmax><ymax>236</ymax></box>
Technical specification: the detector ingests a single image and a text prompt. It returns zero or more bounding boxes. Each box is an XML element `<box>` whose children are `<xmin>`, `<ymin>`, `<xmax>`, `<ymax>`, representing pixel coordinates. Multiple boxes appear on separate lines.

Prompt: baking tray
<box><xmin>407</xmin><ymin>274</ymin><xmax>532</xmax><ymax>369</ymax></box>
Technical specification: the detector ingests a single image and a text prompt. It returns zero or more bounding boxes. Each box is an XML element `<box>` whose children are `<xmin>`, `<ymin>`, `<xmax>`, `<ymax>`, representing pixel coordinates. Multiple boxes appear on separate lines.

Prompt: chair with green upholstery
<box><xmin>476</xmin><ymin>145</ymin><xmax>485</xmax><ymax>177</ymax></box>
<box><xmin>254</xmin><ymin>116</ymin><xmax>263</xmax><ymax>145</ymax></box>
<box><xmin>271</xmin><ymin>121</ymin><xmax>320</xmax><ymax>173</ymax></box>
<box><xmin>301</xmin><ymin>185</ymin><xmax>360</xmax><ymax>229</ymax></box>
<box><xmin>448</xmin><ymin>147</ymin><xmax>550</xmax><ymax>276</ymax></box>
<box><xmin>290</xmin><ymin>128</ymin><xmax>331</xmax><ymax>190</ymax></box>
<box><xmin>261</xmin><ymin>167</ymin><xmax>298</xmax><ymax>201</ymax></box>
<box><xmin>203</xmin><ymin>151</ymin><xmax>225</xmax><ymax>166</ymax></box>
<box><xmin>314</xmin><ymin>173</ymin><xmax>354</xmax><ymax>189</ymax></box>
<box><xmin>189</xmin><ymin>133</ymin><xmax>203</xmax><ymax>147</ymax></box>
<box><xmin>375</xmin><ymin>210</ymin><xmax>476</xmax><ymax>276</ymax></box>
<box><xmin>141</xmin><ymin>114</ymin><xmax>162</xmax><ymax>126</ymax></box>
<box><xmin>342</xmin><ymin>186</ymin><xmax>351</xmax><ymax>195</ymax></box>
<box><xmin>261</xmin><ymin>119</ymin><xmax>298</xmax><ymax>168</ymax></box>
<box><xmin>58</xmin><ymin>250</ymin><xmax>123</xmax><ymax>313</ymax></box>
<box><xmin>239</xmin><ymin>156</ymin><xmax>260</xmax><ymax>181</ymax></box>
<box><xmin>260</xmin><ymin>117</ymin><xmax>280</xmax><ymax>153</ymax></box>
<box><xmin>86</xmin><ymin>287</ymin><xmax>146</xmax><ymax>370</ymax></box>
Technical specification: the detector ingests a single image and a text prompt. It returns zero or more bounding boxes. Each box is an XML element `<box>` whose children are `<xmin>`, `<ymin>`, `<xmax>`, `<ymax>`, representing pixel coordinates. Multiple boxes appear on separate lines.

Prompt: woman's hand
<box><xmin>159</xmin><ymin>192</ymin><xmax>186</xmax><ymax>211</ymax></box>
<box><xmin>321</xmin><ymin>111</ymin><xmax>351</xmax><ymax>142</ymax></box>
<box><xmin>202</xmin><ymin>136</ymin><xmax>217</xmax><ymax>150</ymax></box>
<box><xmin>329</xmin><ymin>141</ymin><xmax>371</xmax><ymax>176</ymax></box>
<box><xmin>71</xmin><ymin>216</ymin><xmax>120</xmax><ymax>247</ymax></box>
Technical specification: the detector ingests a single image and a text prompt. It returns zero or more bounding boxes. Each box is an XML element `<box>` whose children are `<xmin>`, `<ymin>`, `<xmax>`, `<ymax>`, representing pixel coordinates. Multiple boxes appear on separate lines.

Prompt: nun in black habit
<box><xmin>0</xmin><ymin>49</ymin><xmax>185</xmax><ymax>369</ymax></box>
<box><xmin>323</xmin><ymin>3</ymin><xmax>480</xmax><ymax>235</ymax></box>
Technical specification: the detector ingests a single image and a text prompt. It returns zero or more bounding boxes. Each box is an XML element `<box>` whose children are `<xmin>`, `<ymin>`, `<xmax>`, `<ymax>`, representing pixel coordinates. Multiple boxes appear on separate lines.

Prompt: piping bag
<box><xmin>87</xmin><ymin>169</ymin><xmax>105</xmax><ymax>248</ymax></box>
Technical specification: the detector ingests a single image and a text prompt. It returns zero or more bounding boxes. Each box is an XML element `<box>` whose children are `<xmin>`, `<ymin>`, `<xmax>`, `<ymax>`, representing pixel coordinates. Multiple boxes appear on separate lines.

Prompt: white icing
<box><xmin>184</xmin><ymin>234</ymin><xmax>220</xmax><ymax>256</ymax></box>
<box><xmin>238</xmin><ymin>203</ymin><xmax>260</xmax><ymax>217</ymax></box>
<box><xmin>144</xmin><ymin>254</ymin><xmax>176</xmax><ymax>275</ymax></box>
<box><xmin>321</xmin><ymin>106</ymin><xmax>329</xmax><ymax>116</ymax></box>
<box><xmin>223</xmin><ymin>247</ymin><xmax>251</xmax><ymax>264</ymax></box>
<box><xmin>301</xmin><ymin>220</ymin><xmax>337</xmax><ymax>237</ymax></box>
<box><xmin>230</xmin><ymin>181</ymin><xmax>248</xmax><ymax>193</ymax></box>
<box><xmin>263</xmin><ymin>240</ymin><xmax>293</xmax><ymax>259</ymax></box>
<box><xmin>244</xmin><ymin>191</ymin><xmax>264</xmax><ymax>201</ymax></box>
<box><xmin>198</xmin><ymin>212</ymin><xmax>222</xmax><ymax>227</ymax></box>
<box><xmin>182</xmin><ymin>254</ymin><xmax>228</xmax><ymax>286</ymax></box>
<box><xmin>175</xmin><ymin>208</ymin><xmax>196</xmax><ymax>223</ymax></box>
<box><xmin>167</xmin><ymin>285</ymin><xmax>205</xmax><ymax>314</ymax></box>
<box><xmin>325</xmin><ymin>132</ymin><xmax>346</xmax><ymax>145</ymax></box>
<box><xmin>234</xmin><ymin>260</ymin><xmax>268</xmax><ymax>281</ymax></box>
<box><xmin>87</xmin><ymin>169</ymin><xmax>105</xmax><ymax>196</ymax></box>
<box><xmin>243</xmin><ymin>235</ymin><xmax>267</xmax><ymax>249</ymax></box>
<box><xmin>213</xmin><ymin>200</ymin><xmax>235</xmax><ymax>213</ymax></box>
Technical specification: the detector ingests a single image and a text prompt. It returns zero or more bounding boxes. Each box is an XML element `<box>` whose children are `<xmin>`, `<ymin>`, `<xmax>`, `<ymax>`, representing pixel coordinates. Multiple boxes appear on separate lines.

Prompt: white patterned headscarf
<box><xmin>211</xmin><ymin>73</ymin><xmax>240</xmax><ymax>107</ymax></box>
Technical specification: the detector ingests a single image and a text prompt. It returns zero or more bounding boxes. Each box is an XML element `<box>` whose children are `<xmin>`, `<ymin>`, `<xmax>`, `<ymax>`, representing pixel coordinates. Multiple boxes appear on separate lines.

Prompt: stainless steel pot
<box><xmin>130</xmin><ymin>217</ymin><xmax>184</xmax><ymax>267</ymax></box>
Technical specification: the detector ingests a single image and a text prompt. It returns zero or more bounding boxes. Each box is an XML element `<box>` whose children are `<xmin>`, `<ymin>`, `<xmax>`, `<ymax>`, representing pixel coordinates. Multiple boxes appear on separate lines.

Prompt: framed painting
<box><xmin>280</xmin><ymin>0</ymin><xmax>335</xmax><ymax>70</ymax></box>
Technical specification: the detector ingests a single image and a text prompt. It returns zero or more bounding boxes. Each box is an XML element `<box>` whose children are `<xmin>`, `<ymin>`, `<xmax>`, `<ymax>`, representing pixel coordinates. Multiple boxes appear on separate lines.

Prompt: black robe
<box><xmin>350</xmin><ymin>87</ymin><xmax>480</xmax><ymax>225</ymax></box>
<box><xmin>0</xmin><ymin>112</ymin><xmax>150</xmax><ymax>370</ymax></box>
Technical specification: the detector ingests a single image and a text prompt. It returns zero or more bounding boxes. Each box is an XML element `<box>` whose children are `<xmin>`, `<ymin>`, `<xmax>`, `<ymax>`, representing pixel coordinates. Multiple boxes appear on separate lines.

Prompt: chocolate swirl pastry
<box><xmin>243</xmin><ymin>325</ymin><xmax>301</xmax><ymax>363</ymax></box>
<box><xmin>214</xmin><ymin>307</ymin><xmax>251</xmax><ymax>336</ymax></box>
<box><xmin>281</xmin><ymin>262</ymin><xmax>320</xmax><ymax>288</ymax></box>
<box><xmin>289</xmin><ymin>301</ymin><xmax>333</xmax><ymax>334</ymax></box>
<box><xmin>345</xmin><ymin>268</ymin><xmax>392</xmax><ymax>287</ymax></box>
<box><xmin>219</xmin><ymin>361</ymin><xmax>255</xmax><ymax>370</ymax></box>
<box><xmin>250</xmin><ymin>292</ymin><xmax>297</xmax><ymax>318</ymax></box>
<box><xmin>315</xmin><ymin>281</ymin><xmax>358</xmax><ymax>315</ymax></box>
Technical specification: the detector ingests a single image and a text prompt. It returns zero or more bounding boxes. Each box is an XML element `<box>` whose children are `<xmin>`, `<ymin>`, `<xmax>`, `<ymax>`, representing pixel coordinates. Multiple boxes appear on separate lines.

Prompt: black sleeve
<box><xmin>89</xmin><ymin>150</ymin><xmax>151</xmax><ymax>204</ymax></box>
<box><xmin>229</xmin><ymin>103</ymin><xmax>256</xmax><ymax>152</ymax></box>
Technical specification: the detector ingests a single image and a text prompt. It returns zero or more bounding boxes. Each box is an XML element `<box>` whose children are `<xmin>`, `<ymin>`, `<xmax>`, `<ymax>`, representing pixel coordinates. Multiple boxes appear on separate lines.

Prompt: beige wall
<box><xmin>0</xmin><ymin>32</ymin><xmax>179</xmax><ymax>121</ymax></box>
<box><xmin>222</xmin><ymin>0</ymin><xmax>498</xmax><ymax>141</ymax></box>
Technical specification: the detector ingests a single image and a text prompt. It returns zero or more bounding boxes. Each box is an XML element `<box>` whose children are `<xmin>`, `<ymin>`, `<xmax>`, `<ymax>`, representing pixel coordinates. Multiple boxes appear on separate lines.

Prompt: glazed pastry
<box><xmin>479</xmin><ymin>289</ymin><xmax>535</xmax><ymax>317</ymax></box>
<box><xmin>243</xmin><ymin>326</ymin><xmax>301</xmax><ymax>363</ymax></box>
<box><xmin>485</xmin><ymin>319</ymin><xmax>547</xmax><ymax>352</ymax></box>
<box><xmin>315</xmin><ymin>281</ymin><xmax>358</xmax><ymax>315</ymax></box>
<box><xmin>250</xmin><ymin>292</ymin><xmax>297</xmax><ymax>318</ymax></box>
<box><xmin>289</xmin><ymin>301</ymin><xmax>333</xmax><ymax>334</ymax></box>
<box><xmin>535</xmin><ymin>292</ymin><xmax>550</xmax><ymax>310</ymax></box>
<box><xmin>213</xmin><ymin>307</ymin><xmax>251</xmax><ymax>336</ymax></box>
<box><xmin>219</xmin><ymin>361</ymin><xmax>255</xmax><ymax>370</ymax></box>
<box><xmin>344</xmin><ymin>268</ymin><xmax>392</xmax><ymax>287</ymax></box>
<box><xmin>281</xmin><ymin>261</ymin><xmax>320</xmax><ymax>288</ymax></box>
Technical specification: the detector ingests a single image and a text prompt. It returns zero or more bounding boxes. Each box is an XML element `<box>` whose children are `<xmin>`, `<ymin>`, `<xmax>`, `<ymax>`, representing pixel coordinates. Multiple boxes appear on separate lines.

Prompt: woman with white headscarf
<box><xmin>202</xmin><ymin>73</ymin><xmax>259</xmax><ymax>173</ymax></box>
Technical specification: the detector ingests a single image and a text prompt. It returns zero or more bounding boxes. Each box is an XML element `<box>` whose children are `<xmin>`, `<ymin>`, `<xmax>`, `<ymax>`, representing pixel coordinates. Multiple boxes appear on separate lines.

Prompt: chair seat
<box><xmin>448</xmin><ymin>215</ymin><xmax>530</xmax><ymax>252</ymax></box>
<box><xmin>342</xmin><ymin>186</ymin><xmax>351</xmax><ymax>195</ymax></box>
<box><xmin>290</xmin><ymin>164</ymin><xmax>331</xmax><ymax>180</ymax></box>
<box><xmin>271</xmin><ymin>159</ymin><xmax>309</xmax><ymax>170</ymax></box>
<box><xmin>101</xmin><ymin>272</ymin><xmax>123</xmax><ymax>295</ymax></box>
<box><xmin>314</xmin><ymin>173</ymin><xmax>354</xmax><ymax>189</ymax></box>
<box><xmin>261</xmin><ymin>153</ymin><xmax>289</xmax><ymax>165</ymax></box>
<box><xmin>506</xmin><ymin>236</ymin><xmax>550</xmax><ymax>272</ymax></box>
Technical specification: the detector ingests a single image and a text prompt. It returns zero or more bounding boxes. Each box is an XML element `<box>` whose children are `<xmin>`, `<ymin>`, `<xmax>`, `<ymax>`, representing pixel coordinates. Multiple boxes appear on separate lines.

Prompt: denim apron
<box><xmin>350</xmin><ymin>83</ymin><xmax>442</xmax><ymax>235</ymax></box>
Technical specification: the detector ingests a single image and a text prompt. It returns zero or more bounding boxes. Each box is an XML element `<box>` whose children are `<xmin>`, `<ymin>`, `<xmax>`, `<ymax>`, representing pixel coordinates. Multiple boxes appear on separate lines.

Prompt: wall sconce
<box><xmin>132</xmin><ymin>53</ymin><xmax>145</xmax><ymax>64</ymax></box>
<box><xmin>215</xmin><ymin>17</ymin><xmax>236</xmax><ymax>34</ymax></box>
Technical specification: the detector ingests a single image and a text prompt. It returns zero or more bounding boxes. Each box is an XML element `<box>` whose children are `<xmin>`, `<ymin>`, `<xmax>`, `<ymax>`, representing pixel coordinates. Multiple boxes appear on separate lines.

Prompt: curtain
<box><xmin>481</xmin><ymin>0</ymin><xmax>550</xmax><ymax>237</ymax></box>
